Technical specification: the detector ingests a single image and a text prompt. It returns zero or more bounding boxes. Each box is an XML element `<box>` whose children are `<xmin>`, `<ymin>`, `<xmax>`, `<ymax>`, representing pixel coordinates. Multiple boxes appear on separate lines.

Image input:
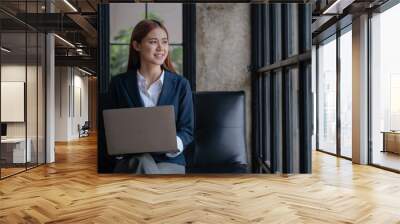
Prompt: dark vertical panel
<box><xmin>269</xmin><ymin>4</ymin><xmax>280</xmax><ymax>173</ymax></box>
<box><xmin>291</xmin><ymin>68</ymin><xmax>301</xmax><ymax>173</ymax></box>
<box><xmin>299</xmin><ymin>3</ymin><xmax>312</xmax><ymax>173</ymax></box>
<box><xmin>257</xmin><ymin>76</ymin><xmax>263</xmax><ymax>173</ymax></box>
<box><xmin>316</xmin><ymin>45</ymin><xmax>320</xmax><ymax>151</ymax></box>
<box><xmin>281</xmin><ymin>4</ymin><xmax>293</xmax><ymax>173</ymax></box>
<box><xmin>37</xmin><ymin>26</ymin><xmax>39</xmax><ymax>168</ymax></box>
<box><xmin>259</xmin><ymin>4</ymin><xmax>266</xmax><ymax>173</ymax></box>
<box><xmin>282</xmin><ymin>69</ymin><xmax>293</xmax><ymax>173</ymax></box>
<box><xmin>97</xmin><ymin>3</ymin><xmax>113</xmax><ymax>173</ymax></box>
<box><xmin>0</xmin><ymin>27</ymin><xmax>2</xmax><ymax>179</ymax></box>
<box><xmin>263</xmin><ymin>4</ymin><xmax>270</xmax><ymax>66</ymax></box>
<box><xmin>25</xmin><ymin>1</ymin><xmax>28</xmax><ymax>171</ymax></box>
<box><xmin>269</xmin><ymin>4</ymin><xmax>282</xmax><ymax>173</ymax></box>
<box><xmin>274</xmin><ymin>4</ymin><xmax>282</xmax><ymax>63</ymax></box>
<box><xmin>336</xmin><ymin>31</ymin><xmax>341</xmax><ymax>157</ymax></box>
<box><xmin>367</xmin><ymin>12</ymin><xmax>373</xmax><ymax>165</ymax></box>
<box><xmin>263</xmin><ymin>5</ymin><xmax>272</xmax><ymax>172</ymax></box>
<box><xmin>273</xmin><ymin>71</ymin><xmax>283</xmax><ymax>172</ymax></box>
<box><xmin>260</xmin><ymin>5</ymin><xmax>266</xmax><ymax>68</ymax></box>
<box><xmin>270</xmin><ymin>74</ymin><xmax>279</xmax><ymax>173</ymax></box>
<box><xmin>182</xmin><ymin>3</ymin><xmax>196</xmax><ymax>91</ymax></box>
<box><xmin>44</xmin><ymin>0</ymin><xmax>47</xmax><ymax>165</ymax></box>
<box><xmin>250</xmin><ymin>4</ymin><xmax>260</xmax><ymax>173</ymax></box>
<box><xmin>253</xmin><ymin>3</ymin><xmax>312</xmax><ymax>174</ymax></box>
<box><xmin>276</xmin><ymin>4</ymin><xmax>284</xmax><ymax>173</ymax></box>
<box><xmin>263</xmin><ymin>73</ymin><xmax>271</xmax><ymax>169</ymax></box>
<box><xmin>251</xmin><ymin>4</ymin><xmax>261</xmax><ymax>173</ymax></box>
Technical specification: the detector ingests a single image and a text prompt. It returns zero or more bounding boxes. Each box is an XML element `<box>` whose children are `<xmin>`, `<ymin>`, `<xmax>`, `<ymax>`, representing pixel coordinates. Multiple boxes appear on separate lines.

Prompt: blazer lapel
<box><xmin>157</xmin><ymin>70</ymin><xmax>176</xmax><ymax>106</ymax></box>
<box><xmin>124</xmin><ymin>69</ymin><xmax>144</xmax><ymax>107</ymax></box>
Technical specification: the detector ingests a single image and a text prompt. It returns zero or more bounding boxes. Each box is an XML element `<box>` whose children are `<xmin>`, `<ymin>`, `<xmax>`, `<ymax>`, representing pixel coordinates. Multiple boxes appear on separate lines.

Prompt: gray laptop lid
<box><xmin>103</xmin><ymin>106</ymin><xmax>177</xmax><ymax>155</ymax></box>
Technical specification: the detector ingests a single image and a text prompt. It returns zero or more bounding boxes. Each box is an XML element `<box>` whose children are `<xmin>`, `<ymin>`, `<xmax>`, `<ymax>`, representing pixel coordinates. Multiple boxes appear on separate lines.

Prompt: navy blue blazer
<box><xmin>106</xmin><ymin>69</ymin><xmax>194</xmax><ymax>166</ymax></box>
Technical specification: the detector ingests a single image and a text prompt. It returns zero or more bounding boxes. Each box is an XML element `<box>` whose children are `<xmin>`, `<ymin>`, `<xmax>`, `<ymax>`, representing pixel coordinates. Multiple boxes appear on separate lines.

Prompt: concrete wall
<box><xmin>196</xmin><ymin>3</ymin><xmax>252</xmax><ymax>165</ymax></box>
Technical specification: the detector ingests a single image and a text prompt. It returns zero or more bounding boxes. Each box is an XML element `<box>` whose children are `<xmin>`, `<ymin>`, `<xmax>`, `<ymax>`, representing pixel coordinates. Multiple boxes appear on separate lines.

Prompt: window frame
<box><xmin>315</xmin><ymin>23</ymin><xmax>353</xmax><ymax>161</ymax></box>
<box><xmin>367</xmin><ymin>0</ymin><xmax>400</xmax><ymax>173</ymax></box>
<box><xmin>251</xmin><ymin>3</ymin><xmax>312</xmax><ymax>174</ymax></box>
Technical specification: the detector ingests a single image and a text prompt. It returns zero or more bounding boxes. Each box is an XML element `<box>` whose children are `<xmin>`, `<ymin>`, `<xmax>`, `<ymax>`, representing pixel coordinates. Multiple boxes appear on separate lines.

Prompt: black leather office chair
<box><xmin>185</xmin><ymin>91</ymin><xmax>248</xmax><ymax>173</ymax></box>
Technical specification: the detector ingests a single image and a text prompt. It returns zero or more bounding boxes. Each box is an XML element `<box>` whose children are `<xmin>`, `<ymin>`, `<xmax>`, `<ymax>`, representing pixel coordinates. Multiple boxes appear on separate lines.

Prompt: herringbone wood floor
<box><xmin>1</xmin><ymin>135</ymin><xmax>400</xmax><ymax>223</ymax></box>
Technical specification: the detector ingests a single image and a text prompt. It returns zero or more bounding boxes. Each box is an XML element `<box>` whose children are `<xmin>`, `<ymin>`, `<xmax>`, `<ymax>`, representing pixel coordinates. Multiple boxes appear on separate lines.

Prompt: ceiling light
<box><xmin>54</xmin><ymin>34</ymin><xmax>75</xmax><ymax>48</ymax></box>
<box><xmin>78</xmin><ymin>67</ymin><xmax>92</xmax><ymax>76</ymax></box>
<box><xmin>1</xmin><ymin>47</ymin><xmax>11</xmax><ymax>53</ymax></box>
<box><xmin>322</xmin><ymin>0</ymin><xmax>354</xmax><ymax>15</ymax></box>
<box><xmin>63</xmin><ymin>0</ymin><xmax>78</xmax><ymax>12</ymax></box>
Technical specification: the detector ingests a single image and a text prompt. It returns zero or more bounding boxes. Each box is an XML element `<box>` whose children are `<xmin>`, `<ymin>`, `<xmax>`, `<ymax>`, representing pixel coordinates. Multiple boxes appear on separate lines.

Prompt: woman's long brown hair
<box><xmin>127</xmin><ymin>19</ymin><xmax>176</xmax><ymax>73</ymax></box>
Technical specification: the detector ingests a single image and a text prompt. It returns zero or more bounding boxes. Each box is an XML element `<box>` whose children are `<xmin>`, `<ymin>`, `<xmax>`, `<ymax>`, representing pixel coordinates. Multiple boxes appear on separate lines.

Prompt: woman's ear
<box><xmin>132</xmin><ymin>41</ymin><xmax>140</xmax><ymax>51</ymax></box>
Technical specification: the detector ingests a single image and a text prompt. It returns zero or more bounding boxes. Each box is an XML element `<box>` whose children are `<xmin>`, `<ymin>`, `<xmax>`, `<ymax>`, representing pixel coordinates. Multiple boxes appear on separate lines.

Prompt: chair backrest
<box><xmin>82</xmin><ymin>121</ymin><xmax>90</xmax><ymax>129</ymax></box>
<box><xmin>185</xmin><ymin>91</ymin><xmax>247</xmax><ymax>170</ymax></box>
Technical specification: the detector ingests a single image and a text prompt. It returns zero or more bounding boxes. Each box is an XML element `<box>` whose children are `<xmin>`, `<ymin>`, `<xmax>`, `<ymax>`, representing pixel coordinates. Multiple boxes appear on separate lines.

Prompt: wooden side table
<box><xmin>381</xmin><ymin>131</ymin><xmax>400</xmax><ymax>154</ymax></box>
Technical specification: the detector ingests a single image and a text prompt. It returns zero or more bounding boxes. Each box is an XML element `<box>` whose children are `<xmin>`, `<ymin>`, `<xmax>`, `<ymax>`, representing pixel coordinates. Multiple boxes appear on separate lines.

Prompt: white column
<box><xmin>46</xmin><ymin>32</ymin><xmax>55</xmax><ymax>163</ymax></box>
<box><xmin>312</xmin><ymin>45</ymin><xmax>317</xmax><ymax>151</ymax></box>
<box><xmin>352</xmin><ymin>14</ymin><xmax>369</xmax><ymax>164</ymax></box>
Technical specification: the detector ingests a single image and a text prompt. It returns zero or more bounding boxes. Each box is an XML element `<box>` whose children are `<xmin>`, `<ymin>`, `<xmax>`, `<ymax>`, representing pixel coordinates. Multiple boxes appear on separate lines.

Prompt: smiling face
<box><xmin>133</xmin><ymin>27</ymin><xmax>169</xmax><ymax>67</ymax></box>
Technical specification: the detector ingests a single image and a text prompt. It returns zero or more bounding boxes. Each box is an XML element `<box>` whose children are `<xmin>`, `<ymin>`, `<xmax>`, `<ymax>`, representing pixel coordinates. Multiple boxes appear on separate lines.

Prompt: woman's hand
<box><xmin>165</xmin><ymin>136</ymin><xmax>183</xmax><ymax>158</ymax></box>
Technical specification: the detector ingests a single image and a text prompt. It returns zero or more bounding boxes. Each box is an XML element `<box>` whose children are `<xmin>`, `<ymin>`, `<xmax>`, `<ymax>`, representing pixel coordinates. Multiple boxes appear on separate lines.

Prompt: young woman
<box><xmin>107</xmin><ymin>19</ymin><xmax>194</xmax><ymax>174</ymax></box>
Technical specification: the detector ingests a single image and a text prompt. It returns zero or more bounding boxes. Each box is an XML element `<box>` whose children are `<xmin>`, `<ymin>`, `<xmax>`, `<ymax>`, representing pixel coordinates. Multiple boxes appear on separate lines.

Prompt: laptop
<box><xmin>102</xmin><ymin>106</ymin><xmax>178</xmax><ymax>156</ymax></box>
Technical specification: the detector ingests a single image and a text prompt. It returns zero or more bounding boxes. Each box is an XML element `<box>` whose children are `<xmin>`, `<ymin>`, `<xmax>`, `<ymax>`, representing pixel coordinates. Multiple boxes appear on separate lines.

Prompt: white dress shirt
<box><xmin>137</xmin><ymin>70</ymin><xmax>183</xmax><ymax>158</ymax></box>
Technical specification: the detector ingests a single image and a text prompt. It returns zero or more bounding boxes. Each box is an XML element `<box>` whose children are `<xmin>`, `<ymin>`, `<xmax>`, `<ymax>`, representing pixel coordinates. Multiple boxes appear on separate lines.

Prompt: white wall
<box><xmin>1</xmin><ymin>65</ymin><xmax>39</xmax><ymax>138</ymax></box>
<box><xmin>1</xmin><ymin>64</ymin><xmax>46</xmax><ymax>164</ymax></box>
<box><xmin>55</xmin><ymin>67</ymin><xmax>89</xmax><ymax>141</ymax></box>
<box><xmin>55</xmin><ymin>67</ymin><xmax>70</xmax><ymax>141</ymax></box>
<box><xmin>71</xmin><ymin>73</ymin><xmax>89</xmax><ymax>138</ymax></box>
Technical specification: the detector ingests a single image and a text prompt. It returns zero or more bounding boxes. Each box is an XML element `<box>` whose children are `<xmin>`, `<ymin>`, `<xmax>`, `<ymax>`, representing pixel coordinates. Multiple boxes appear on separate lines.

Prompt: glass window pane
<box><xmin>27</xmin><ymin>32</ymin><xmax>38</xmax><ymax>168</ymax></box>
<box><xmin>147</xmin><ymin>3</ymin><xmax>182</xmax><ymax>44</ymax></box>
<box><xmin>39</xmin><ymin>1</ymin><xmax>46</xmax><ymax>14</ymax></box>
<box><xmin>110</xmin><ymin>3</ymin><xmax>146</xmax><ymax>44</ymax></box>
<box><xmin>26</xmin><ymin>1</ymin><xmax>38</xmax><ymax>13</ymax></box>
<box><xmin>371</xmin><ymin>4</ymin><xmax>400</xmax><ymax>171</ymax></box>
<box><xmin>109</xmin><ymin>3</ymin><xmax>183</xmax><ymax>78</ymax></box>
<box><xmin>318</xmin><ymin>36</ymin><xmax>337</xmax><ymax>154</ymax></box>
<box><xmin>340</xmin><ymin>28</ymin><xmax>352</xmax><ymax>158</ymax></box>
<box><xmin>169</xmin><ymin>45</ymin><xmax>183</xmax><ymax>75</ymax></box>
<box><xmin>1</xmin><ymin>31</ymin><xmax>27</xmax><ymax>178</ymax></box>
<box><xmin>38</xmin><ymin>33</ymin><xmax>45</xmax><ymax>165</ymax></box>
<box><xmin>110</xmin><ymin>44</ymin><xmax>130</xmax><ymax>77</ymax></box>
